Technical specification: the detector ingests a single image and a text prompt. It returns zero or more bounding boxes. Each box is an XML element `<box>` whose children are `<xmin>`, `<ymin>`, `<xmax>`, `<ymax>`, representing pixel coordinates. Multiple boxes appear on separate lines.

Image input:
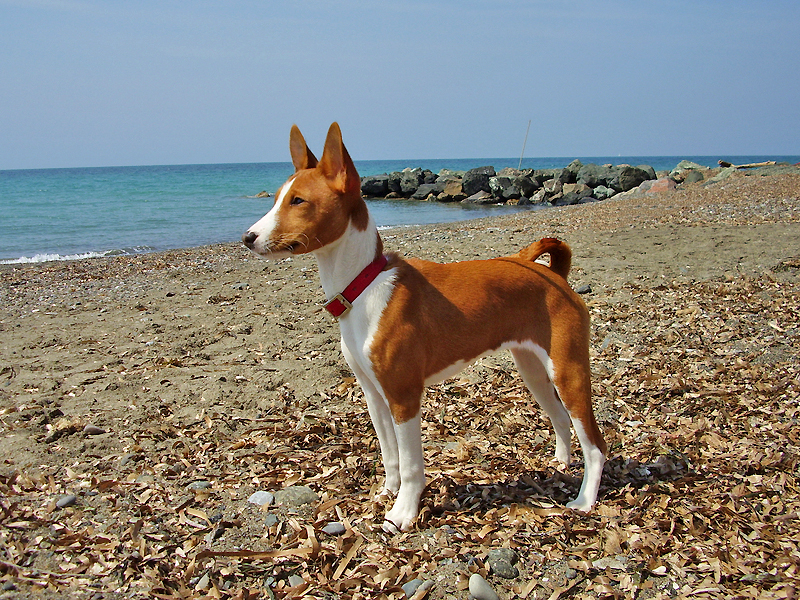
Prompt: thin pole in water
<box><xmin>518</xmin><ymin>119</ymin><xmax>531</xmax><ymax>170</ymax></box>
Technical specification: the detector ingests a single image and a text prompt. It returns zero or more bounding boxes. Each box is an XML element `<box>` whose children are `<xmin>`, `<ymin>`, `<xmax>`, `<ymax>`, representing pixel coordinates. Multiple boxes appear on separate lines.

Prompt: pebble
<box><xmin>576</xmin><ymin>284</ymin><xmax>592</xmax><ymax>295</ymax></box>
<box><xmin>402</xmin><ymin>579</ymin><xmax>424</xmax><ymax>597</ymax></box>
<box><xmin>247</xmin><ymin>491</ymin><xmax>274</xmax><ymax>506</ymax></box>
<box><xmin>402</xmin><ymin>579</ymin><xmax>435</xmax><ymax>598</ymax></box>
<box><xmin>231</xmin><ymin>282</ymin><xmax>249</xmax><ymax>290</ymax></box>
<box><xmin>118</xmin><ymin>452</ymin><xmax>140</xmax><ymax>467</ymax></box>
<box><xmin>468</xmin><ymin>573</ymin><xmax>499</xmax><ymax>600</ymax></box>
<box><xmin>264</xmin><ymin>514</ymin><xmax>279</xmax><ymax>527</ymax></box>
<box><xmin>287</xmin><ymin>575</ymin><xmax>305</xmax><ymax>587</ymax></box>
<box><xmin>194</xmin><ymin>573</ymin><xmax>209</xmax><ymax>591</ymax></box>
<box><xmin>188</xmin><ymin>480</ymin><xmax>212</xmax><ymax>490</ymax></box>
<box><xmin>274</xmin><ymin>485</ymin><xmax>318</xmax><ymax>507</ymax></box>
<box><xmin>487</xmin><ymin>548</ymin><xmax>519</xmax><ymax>578</ymax></box>
<box><xmin>83</xmin><ymin>424</ymin><xmax>106</xmax><ymax>435</ymax></box>
<box><xmin>592</xmin><ymin>555</ymin><xmax>629</xmax><ymax>571</ymax></box>
<box><xmin>321</xmin><ymin>521</ymin><xmax>346</xmax><ymax>536</ymax></box>
<box><xmin>56</xmin><ymin>494</ymin><xmax>77</xmax><ymax>508</ymax></box>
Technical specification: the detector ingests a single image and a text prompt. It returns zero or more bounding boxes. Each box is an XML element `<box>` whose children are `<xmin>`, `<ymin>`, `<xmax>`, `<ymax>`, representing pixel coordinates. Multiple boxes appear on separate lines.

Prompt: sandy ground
<box><xmin>1</xmin><ymin>172</ymin><xmax>799</xmax><ymax>599</ymax></box>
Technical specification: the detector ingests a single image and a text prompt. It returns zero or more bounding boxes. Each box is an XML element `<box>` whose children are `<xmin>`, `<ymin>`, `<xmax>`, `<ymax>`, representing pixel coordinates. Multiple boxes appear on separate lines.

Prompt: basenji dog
<box><xmin>243</xmin><ymin>123</ymin><xmax>606</xmax><ymax>533</ymax></box>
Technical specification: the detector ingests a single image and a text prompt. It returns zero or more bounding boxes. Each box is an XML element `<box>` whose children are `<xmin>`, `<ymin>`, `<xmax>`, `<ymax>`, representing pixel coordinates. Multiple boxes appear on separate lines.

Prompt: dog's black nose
<box><xmin>242</xmin><ymin>231</ymin><xmax>257</xmax><ymax>248</ymax></box>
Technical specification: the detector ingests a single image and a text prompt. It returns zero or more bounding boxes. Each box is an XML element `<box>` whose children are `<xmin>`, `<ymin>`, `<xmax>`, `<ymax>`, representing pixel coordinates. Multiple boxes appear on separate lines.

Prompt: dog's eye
<box><xmin>290</xmin><ymin>196</ymin><xmax>305</xmax><ymax>206</ymax></box>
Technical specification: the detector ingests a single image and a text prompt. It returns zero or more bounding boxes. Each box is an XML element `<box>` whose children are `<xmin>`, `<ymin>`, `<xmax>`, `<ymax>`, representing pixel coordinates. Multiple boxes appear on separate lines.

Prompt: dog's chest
<box><xmin>336</xmin><ymin>271</ymin><xmax>397</xmax><ymax>370</ymax></box>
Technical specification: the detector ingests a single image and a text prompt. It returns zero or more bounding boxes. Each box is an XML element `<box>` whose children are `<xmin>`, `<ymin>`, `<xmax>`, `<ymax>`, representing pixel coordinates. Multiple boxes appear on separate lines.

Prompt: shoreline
<box><xmin>1</xmin><ymin>172</ymin><xmax>799</xmax><ymax>599</ymax></box>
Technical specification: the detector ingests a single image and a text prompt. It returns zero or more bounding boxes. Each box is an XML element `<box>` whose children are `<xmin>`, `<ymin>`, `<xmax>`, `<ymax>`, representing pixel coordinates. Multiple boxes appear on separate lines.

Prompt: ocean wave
<box><xmin>0</xmin><ymin>246</ymin><xmax>155</xmax><ymax>265</ymax></box>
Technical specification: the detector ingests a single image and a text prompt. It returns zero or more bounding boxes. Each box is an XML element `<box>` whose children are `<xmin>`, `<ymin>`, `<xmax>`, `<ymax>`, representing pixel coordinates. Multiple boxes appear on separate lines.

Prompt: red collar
<box><xmin>324</xmin><ymin>255</ymin><xmax>389</xmax><ymax>318</ymax></box>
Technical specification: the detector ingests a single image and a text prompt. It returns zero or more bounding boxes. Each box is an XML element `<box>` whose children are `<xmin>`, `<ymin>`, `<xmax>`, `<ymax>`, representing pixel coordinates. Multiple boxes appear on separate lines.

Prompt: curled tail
<box><xmin>516</xmin><ymin>237</ymin><xmax>572</xmax><ymax>280</ymax></box>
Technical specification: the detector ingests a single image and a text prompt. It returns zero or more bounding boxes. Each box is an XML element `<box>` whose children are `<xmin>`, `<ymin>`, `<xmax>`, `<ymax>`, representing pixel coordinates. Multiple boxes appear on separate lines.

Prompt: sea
<box><xmin>1</xmin><ymin>155</ymin><xmax>797</xmax><ymax>264</ymax></box>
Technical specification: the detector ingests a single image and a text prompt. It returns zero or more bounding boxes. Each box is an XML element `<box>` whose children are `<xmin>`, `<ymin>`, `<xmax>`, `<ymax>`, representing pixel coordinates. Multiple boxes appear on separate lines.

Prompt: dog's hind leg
<box><xmin>511</xmin><ymin>346</ymin><xmax>573</xmax><ymax>466</ymax></box>
<box><xmin>551</xmin><ymin>357</ymin><xmax>607</xmax><ymax>513</ymax></box>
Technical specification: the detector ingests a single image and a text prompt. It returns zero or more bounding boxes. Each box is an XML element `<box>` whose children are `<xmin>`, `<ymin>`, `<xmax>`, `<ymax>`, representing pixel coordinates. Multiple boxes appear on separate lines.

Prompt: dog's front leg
<box><xmin>342</xmin><ymin>346</ymin><xmax>401</xmax><ymax>495</ymax></box>
<box><xmin>382</xmin><ymin>413</ymin><xmax>425</xmax><ymax>533</ymax></box>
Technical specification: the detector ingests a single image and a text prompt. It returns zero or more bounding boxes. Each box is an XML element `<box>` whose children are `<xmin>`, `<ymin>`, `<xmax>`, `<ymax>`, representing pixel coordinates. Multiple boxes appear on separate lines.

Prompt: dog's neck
<box><xmin>313</xmin><ymin>213</ymin><xmax>383</xmax><ymax>301</ymax></box>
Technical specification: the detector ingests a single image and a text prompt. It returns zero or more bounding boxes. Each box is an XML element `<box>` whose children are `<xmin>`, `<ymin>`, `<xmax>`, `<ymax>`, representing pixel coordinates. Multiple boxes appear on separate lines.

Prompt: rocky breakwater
<box><xmin>360</xmin><ymin>160</ymin><xmax>725</xmax><ymax>206</ymax></box>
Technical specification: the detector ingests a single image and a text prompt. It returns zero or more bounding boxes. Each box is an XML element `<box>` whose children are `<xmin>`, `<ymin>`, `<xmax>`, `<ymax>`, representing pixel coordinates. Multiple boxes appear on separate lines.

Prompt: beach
<box><xmin>1</xmin><ymin>172</ymin><xmax>799</xmax><ymax>598</ymax></box>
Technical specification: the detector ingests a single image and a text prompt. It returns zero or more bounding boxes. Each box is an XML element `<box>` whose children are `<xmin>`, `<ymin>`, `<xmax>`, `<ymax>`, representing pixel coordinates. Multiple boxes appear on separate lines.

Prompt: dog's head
<box><xmin>243</xmin><ymin>122</ymin><xmax>368</xmax><ymax>258</ymax></box>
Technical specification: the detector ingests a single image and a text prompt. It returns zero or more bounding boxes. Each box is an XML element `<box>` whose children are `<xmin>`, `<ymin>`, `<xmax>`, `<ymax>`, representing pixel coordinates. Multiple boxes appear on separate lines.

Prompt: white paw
<box><xmin>382</xmin><ymin>496</ymin><xmax>419</xmax><ymax>533</ymax></box>
<box><xmin>566</xmin><ymin>498</ymin><xmax>593</xmax><ymax>513</ymax></box>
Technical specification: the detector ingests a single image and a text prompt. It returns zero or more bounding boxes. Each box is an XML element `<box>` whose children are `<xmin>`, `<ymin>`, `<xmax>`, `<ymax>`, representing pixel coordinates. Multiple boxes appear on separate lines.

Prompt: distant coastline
<box><xmin>1</xmin><ymin>156</ymin><xmax>798</xmax><ymax>264</ymax></box>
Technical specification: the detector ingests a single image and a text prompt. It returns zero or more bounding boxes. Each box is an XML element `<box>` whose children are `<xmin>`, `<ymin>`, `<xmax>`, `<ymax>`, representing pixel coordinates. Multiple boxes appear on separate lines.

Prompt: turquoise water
<box><xmin>1</xmin><ymin>156</ymin><xmax>796</xmax><ymax>263</ymax></box>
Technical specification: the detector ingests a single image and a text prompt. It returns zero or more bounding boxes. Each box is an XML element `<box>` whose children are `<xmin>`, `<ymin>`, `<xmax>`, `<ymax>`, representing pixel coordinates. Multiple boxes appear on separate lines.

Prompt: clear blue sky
<box><xmin>2</xmin><ymin>0</ymin><xmax>798</xmax><ymax>170</ymax></box>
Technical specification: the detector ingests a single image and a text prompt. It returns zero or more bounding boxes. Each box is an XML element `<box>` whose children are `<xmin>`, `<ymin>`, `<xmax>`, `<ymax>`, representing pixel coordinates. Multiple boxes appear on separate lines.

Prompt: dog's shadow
<box><xmin>419</xmin><ymin>452</ymin><xmax>690</xmax><ymax>522</ymax></box>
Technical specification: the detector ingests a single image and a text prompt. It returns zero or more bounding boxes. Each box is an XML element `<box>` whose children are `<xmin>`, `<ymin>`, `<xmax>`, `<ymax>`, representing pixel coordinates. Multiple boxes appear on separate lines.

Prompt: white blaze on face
<box><xmin>247</xmin><ymin>177</ymin><xmax>295</xmax><ymax>257</ymax></box>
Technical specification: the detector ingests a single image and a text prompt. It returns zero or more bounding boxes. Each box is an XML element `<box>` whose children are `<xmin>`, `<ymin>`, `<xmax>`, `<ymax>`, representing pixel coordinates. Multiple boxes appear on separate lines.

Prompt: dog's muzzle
<box><xmin>242</xmin><ymin>231</ymin><xmax>258</xmax><ymax>249</ymax></box>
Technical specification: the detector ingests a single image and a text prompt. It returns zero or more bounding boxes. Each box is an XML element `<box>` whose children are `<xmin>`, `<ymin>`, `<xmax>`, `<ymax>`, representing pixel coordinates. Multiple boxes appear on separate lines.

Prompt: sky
<box><xmin>1</xmin><ymin>0</ymin><xmax>799</xmax><ymax>170</ymax></box>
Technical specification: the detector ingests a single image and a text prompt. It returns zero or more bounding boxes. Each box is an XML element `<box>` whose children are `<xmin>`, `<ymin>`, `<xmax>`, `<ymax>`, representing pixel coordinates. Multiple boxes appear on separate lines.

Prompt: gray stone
<box><xmin>402</xmin><ymin>578</ymin><xmax>425</xmax><ymax>597</ymax></box>
<box><xmin>683</xmin><ymin>170</ymin><xmax>705</xmax><ymax>184</ymax></box>
<box><xmin>248</xmin><ymin>491</ymin><xmax>274</xmax><ymax>506</ymax></box>
<box><xmin>188</xmin><ymin>480</ymin><xmax>212</xmax><ymax>490</ymax></box>
<box><xmin>558</xmin><ymin>183</ymin><xmax>593</xmax><ymax>205</ymax></box>
<box><xmin>637</xmin><ymin>164</ymin><xmax>657</xmax><ymax>180</ymax></box>
<box><xmin>704</xmin><ymin>165</ymin><xmax>736</xmax><ymax>185</ymax></box>
<box><xmin>543</xmin><ymin>178</ymin><xmax>562</xmax><ymax>195</ymax></box>
<box><xmin>264</xmin><ymin>513</ymin><xmax>279</xmax><ymax>527</ymax></box>
<box><xmin>593</xmin><ymin>185</ymin><xmax>614</xmax><ymax>200</ymax></box>
<box><xmin>514</xmin><ymin>175</ymin><xmax>540</xmax><ymax>197</ymax></box>
<box><xmin>361</xmin><ymin>174</ymin><xmax>390</xmax><ymax>197</ymax></box>
<box><xmin>561</xmin><ymin>160</ymin><xmax>582</xmax><ymax>184</ymax></box>
<box><xmin>468</xmin><ymin>573</ymin><xmax>499</xmax><ymax>600</ymax></box>
<box><xmin>288</xmin><ymin>575</ymin><xmax>305</xmax><ymax>587</ymax></box>
<box><xmin>670</xmin><ymin>160</ymin><xmax>706</xmax><ymax>182</ymax></box>
<box><xmin>274</xmin><ymin>485</ymin><xmax>318</xmax><ymax>507</ymax></box>
<box><xmin>577</xmin><ymin>163</ymin><xmax>619</xmax><ymax>188</ymax></box>
<box><xmin>399</xmin><ymin>168</ymin><xmax>425</xmax><ymax>196</ymax></box>
<box><xmin>531</xmin><ymin>188</ymin><xmax>548</xmax><ymax>204</ymax></box>
<box><xmin>56</xmin><ymin>494</ymin><xmax>77</xmax><ymax>508</ymax></box>
<box><xmin>532</xmin><ymin>168</ymin><xmax>561</xmax><ymax>185</ymax></box>
<box><xmin>321</xmin><ymin>521</ymin><xmax>346</xmax><ymax>535</ymax></box>
<box><xmin>387</xmin><ymin>172</ymin><xmax>402</xmax><ymax>194</ymax></box>
<box><xmin>462</xmin><ymin>166</ymin><xmax>496</xmax><ymax>196</ymax></box>
<box><xmin>618</xmin><ymin>166</ymin><xmax>652</xmax><ymax>191</ymax></box>
<box><xmin>83</xmin><ymin>424</ymin><xmax>105</xmax><ymax>435</ymax></box>
<box><xmin>487</xmin><ymin>548</ymin><xmax>519</xmax><ymax>578</ymax></box>
<box><xmin>411</xmin><ymin>182</ymin><xmax>442</xmax><ymax>200</ymax></box>
<box><xmin>462</xmin><ymin>190</ymin><xmax>496</xmax><ymax>204</ymax></box>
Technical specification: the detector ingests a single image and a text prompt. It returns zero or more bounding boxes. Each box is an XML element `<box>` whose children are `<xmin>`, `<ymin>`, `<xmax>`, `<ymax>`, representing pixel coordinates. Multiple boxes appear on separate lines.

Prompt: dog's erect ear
<box><xmin>319</xmin><ymin>122</ymin><xmax>361</xmax><ymax>195</ymax></box>
<box><xmin>289</xmin><ymin>124</ymin><xmax>318</xmax><ymax>172</ymax></box>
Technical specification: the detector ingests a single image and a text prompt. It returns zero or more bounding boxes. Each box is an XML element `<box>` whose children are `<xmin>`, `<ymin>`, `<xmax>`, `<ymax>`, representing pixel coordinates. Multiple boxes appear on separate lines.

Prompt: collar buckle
<box><xmin>324</xmin><ymin>293</ymin><xmax>353</xmax><ymax>318</ymax></box>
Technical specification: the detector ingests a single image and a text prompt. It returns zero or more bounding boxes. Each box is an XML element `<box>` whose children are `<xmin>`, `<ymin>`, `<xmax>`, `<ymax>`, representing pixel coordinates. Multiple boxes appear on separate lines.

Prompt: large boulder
<box><xmin>387</xmin><ymin>172</ymin><xmax>402</xmax><ymax>194</ymax></box>
<box><xmin>462</xmin><ymin>166</ymin><xmax>496</xmax><ymax>196</ymax></box>
<box><xmin>670</xmin><ymin>160</ymin><xmax>708</xmax><ymax>183</ymax></box>
<box><xmin>361</xmin><ymin>174</ymin><xmax>389</xmax><ymax>197</ymax></box>
<box><xmin>411</xmin><ymin>182</ymin><xmax>442</xmax><ymax>200</ymax></box>
<box><xmin>558</xmin><ymin>183</ymin><xmax>593</xmax><ymax>205</ymax></box>
<box><xmin>618</xmin><ymin>166</ymin><xmax>652</xmax><ymax>192</ymax></box>
<box><xmin>563</xmin><ymin>159</ymin><xmax>583</xmax><ymax>183</ymax></box>
<box><xmin>462</xmin><ymin>190</ymin><xmax>496</xmax><ymax>204</ymax></box>
<box><xmin>533</xmin><ymin>169</ymin><xmax>560</xmax><ymax>184</ymax></box>
<box><xmin>436</xmin><ymin>178</ymin><xmax>466</xmax><ymax>202</ymax></box>
<box><xmin>577</xmin><ymin>163</ymin><xmax>619</xmax><ymax>188</ymax></box>
<box><xmin>489</xmin><ymin>176</ymin><xmax>521</xmax><ymax>200</ymax></box>
<box><xmin>399</xmin><ymin>168</ymin><xmax>424</xmax><ymax>196</ymax></box>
